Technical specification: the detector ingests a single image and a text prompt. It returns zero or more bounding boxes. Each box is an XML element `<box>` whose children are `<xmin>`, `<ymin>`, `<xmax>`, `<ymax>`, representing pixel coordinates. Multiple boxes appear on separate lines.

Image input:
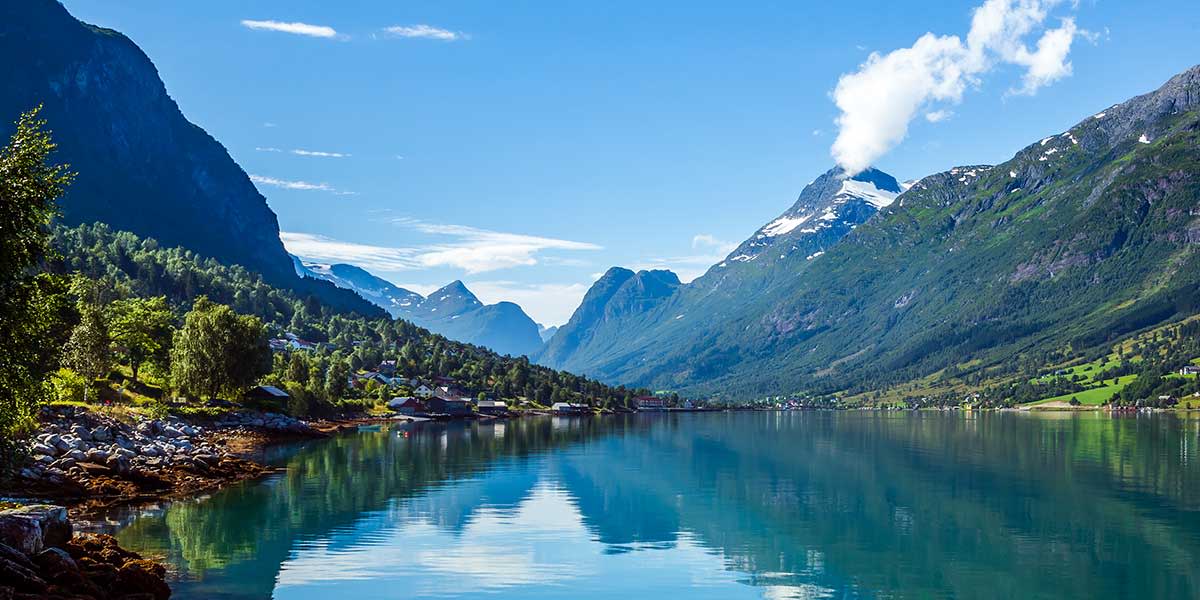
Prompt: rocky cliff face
<box><xmin>0</xmin><ymin>1</ymin><xmax>292</xmax><ymax>283</ymax></box>
<box><xmin>0</xmin><ymin>1</ymin><xmax>381</xmax><ymax>316</ymax></box>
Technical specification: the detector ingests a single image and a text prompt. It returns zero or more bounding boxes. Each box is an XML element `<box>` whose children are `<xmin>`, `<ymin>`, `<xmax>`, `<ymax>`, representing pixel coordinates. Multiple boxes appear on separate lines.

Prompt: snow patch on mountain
<box><xmin>839</xmin><ymin>178</ymin><xmax>899</xmax><ymax>208</ymax></box>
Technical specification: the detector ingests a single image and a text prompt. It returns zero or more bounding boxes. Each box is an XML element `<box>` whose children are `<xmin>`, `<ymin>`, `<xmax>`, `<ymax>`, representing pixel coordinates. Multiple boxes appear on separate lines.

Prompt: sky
<box><xmin>61</xmin><ymin>0</ymin><xmax>1200</xmax><ymax>326</ymax></box>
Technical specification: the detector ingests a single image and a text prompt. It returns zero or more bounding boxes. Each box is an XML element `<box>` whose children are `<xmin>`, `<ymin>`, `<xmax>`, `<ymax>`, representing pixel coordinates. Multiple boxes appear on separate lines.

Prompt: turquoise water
<box><xmin>106</xmin><ymin>412</ymin><xmax>1200</xmax><ymax>599</ymax></box>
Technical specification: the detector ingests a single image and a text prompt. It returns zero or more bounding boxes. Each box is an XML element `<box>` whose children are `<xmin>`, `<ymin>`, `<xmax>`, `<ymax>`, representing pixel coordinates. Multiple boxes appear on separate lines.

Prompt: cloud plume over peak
<box><xmin>831</xmin><ymin>0</ymin><xmax>1083</xmax><ymax>175</ymax></box>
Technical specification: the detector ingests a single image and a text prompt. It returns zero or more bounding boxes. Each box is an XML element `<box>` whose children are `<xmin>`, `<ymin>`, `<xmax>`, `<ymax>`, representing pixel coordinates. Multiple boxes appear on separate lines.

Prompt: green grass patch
<box><xmin>1026</xmin><ymin>374</ymin><xmax>1138</xmax><ymax>406</ymax></box>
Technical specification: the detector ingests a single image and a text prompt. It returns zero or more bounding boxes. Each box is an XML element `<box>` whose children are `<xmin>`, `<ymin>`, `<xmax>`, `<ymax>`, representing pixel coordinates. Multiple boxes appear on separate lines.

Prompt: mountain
<box><xmin>293</xmin><ymin>260</ymin><xmax>544</xmax><ymax>357</ymax></box>
<box><xmin>291</xmin><ymin>257</ymin><xmax>423</xmax><ymax>315</ymax></box>
<box><xmin>550</xmin><ymin>65</ymin><xmax>1200</xmax><ymax>399</ymax></box>
<box><xmin>0</xmin><ymin>0</ymin><xmax>380</xmax><ymax>317</ymax></box>
<box><xmin>539</xmin><ymin>167</ymin><xmax>899</xmax><ymax>375</ymax></box>
<box><xmin>537</xmin><ymin>267</ymin><xmax>682</xmax><ymax>367</ymax></box>
<box><xmin>538</xmin><ymin>325</ymin><xmax>559</xmax><ymax>342</ymax></box>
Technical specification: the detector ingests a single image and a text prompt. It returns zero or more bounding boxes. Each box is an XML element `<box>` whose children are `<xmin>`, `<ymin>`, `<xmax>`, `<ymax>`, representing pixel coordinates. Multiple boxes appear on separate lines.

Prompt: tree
<box><xmin>171</xmin><ymin>297</ymin><xmax>271</xmax><ymax>401</ymax></box>
<box><xmin>63</xmin><ymin>302</ymin><xmax>111</xmax><ymax>403</ymax></box>
<box><xmin>0</xmin><ymin>107</ymin><xmax>74</xmax><ymax>466</ymax></box>
<box><xmin>108</xmin><ymin>296</ymin><xmax>173</xmax><ymax>384</ymax></box>
<box><xmin>324</xmin><ymin>356</ymin><xmax>350</xmax><ymax>401</ymax></box>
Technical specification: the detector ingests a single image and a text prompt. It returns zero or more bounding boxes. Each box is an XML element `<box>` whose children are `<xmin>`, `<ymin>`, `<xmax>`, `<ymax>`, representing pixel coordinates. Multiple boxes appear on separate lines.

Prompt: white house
<box><xmin>414</xmin><ymin>384</ymin><xmax>435</xmax><ymax>398</ymax></box>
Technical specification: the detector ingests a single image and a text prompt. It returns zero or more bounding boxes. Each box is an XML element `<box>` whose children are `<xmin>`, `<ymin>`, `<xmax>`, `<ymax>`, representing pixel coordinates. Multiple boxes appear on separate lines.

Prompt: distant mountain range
<box><xmin>541</xmin><ymin>66</ymin><xmax>1200</xmax><ymax>400</ymax></box>
<box><xmin>293</xmin><ymin>258</ymin><xmax>544</xmax><ymax>357</ymax></box>
<box><xmin>0</xmin><ymin>0</ymin><xmax>381</xmax><ymax>318</ymax></box>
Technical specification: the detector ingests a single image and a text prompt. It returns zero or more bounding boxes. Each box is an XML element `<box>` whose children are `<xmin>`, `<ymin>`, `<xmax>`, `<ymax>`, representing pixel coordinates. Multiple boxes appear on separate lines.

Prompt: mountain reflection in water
<box><xmin>104</xmin><ymin>412</ymin><xmax>1200</xmax><ymax>599</ymax></box>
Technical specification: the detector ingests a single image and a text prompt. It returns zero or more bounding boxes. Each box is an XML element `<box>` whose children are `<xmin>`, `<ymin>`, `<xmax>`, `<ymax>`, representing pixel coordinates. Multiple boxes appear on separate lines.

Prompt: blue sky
<box><xmin>61</xmin><ymin>0</ymin><xmax>1200</xmax><ymax>325</ymax></box>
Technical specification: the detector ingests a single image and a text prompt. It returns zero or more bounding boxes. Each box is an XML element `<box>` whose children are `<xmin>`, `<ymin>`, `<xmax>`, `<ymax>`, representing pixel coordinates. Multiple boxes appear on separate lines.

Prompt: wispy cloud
<box><xmin>384</xmin><ymin>24</ymin><xmax>467</xmax><ymax>41</ymax></box>
<box><xmin>282</xmin><ymin>232</ymin><xmax>420</xmax><ymax>272</ymax></box>
<box><xmin>392</xmin><ymin>218</ymin><xmax>601</xmax><ymax>273</ymax></box>
<box><xmin>924</xmin><ymin>109</ymin><xmax>954</xmax><ymax>123</ymax></box>
<box><xmin>283</xmin><ymin>220</ymin><xmax>600</xmax><ymax>277</ymax></box>
<box><xmin>292</xmin><ymin>149</ymin><xmax>351</xmax><ymax>158</ymax></box>
<box><xmin>241</xmin><ymin>19</ymin><xmax>337</xmax><ymax>38</ymax></box>
<box><xmin>255</xmin><ymin>147</ymin><xmax>283</xmax><ymax>153</ymax></box>
<box><xmin>249</xmin><ymin>175</ymin><xmax>353</xmax><ymax>196</ymax></box>
<box><xmin>831</xmin><ymin>0</ymin><xmax>1085</xmax><ymax>174</ymax></box>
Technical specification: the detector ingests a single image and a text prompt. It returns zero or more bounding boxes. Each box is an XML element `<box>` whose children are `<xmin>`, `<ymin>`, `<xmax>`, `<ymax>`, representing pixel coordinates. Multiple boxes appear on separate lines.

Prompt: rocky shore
<box><xmin>9</xmin><ymin>406</ymin><xmax>323</xmax><ymax>513</ymax></box>
<box><xmin>0</xmin><ymin>504</ymin><xmax>170</xmax><ymax>599</ymax></box>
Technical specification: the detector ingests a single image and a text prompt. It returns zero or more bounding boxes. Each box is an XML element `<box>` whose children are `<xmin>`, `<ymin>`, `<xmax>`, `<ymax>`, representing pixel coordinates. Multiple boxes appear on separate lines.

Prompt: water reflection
<box><xmin>107</xmin><ymin>412</ymin><xmax>1200</xmax><ymax>599</ymax></box>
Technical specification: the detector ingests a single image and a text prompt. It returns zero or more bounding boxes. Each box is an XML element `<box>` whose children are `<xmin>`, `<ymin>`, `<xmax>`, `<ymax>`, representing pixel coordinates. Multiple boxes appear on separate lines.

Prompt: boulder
<box><xmin>0</xmin><ymin>506</ymin><xmax>71</xmax><ymax>551</ymax></box>
<box><xmin>92</xmin><ymin>425</ymin><xmax>113</xmax><ymax>442</ymax></box>
<box><xmin>64</xmin><ymin>449</ymin><xmax>87</xmax><ymax>463</ymax></box>
<box><xmin>70</xmin><ymin>425</ymin><xmax>92</xmax><ymax>441</ymax></box>
<box><xmin>29</xmin><ymin>443</ymin><xmax>57</xmax><ymax>457</ymax></box>
<box><xmin>85</xmin><ymin>448</ymin><xmax>111</xmax><ymax>463</ymax></box>
<box><xmin>0</xmin><ymin>554</ymin><xmax>46</xmax><ymax>594</ymax></box>
<box><xmin>0</xmin><ymin>514</ymin><xmax>43</xmax><ymax>555</ymax></box>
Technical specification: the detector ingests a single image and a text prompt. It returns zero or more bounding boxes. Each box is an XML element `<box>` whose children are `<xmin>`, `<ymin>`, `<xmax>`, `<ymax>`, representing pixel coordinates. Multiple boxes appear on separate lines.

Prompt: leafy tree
<box><xmin>108</xmin><ymin>295</ymin><xmax>174</xmax><ymax>384</ymax></box>
<box><xmin>63</xmin><ymin>302</ymin><xmax>112</xmax><ymax>403</ymax></box>
<box><xmin>171</xmin><ymin>297</ymin><xmax>271</xmax><ymax>401</ymax></box>
<box><xmin>0</xmin><ymin>107</ymin><xmax>73</xmax><ymax>466</ymax></box>
<box><xmin>324</xmin><ymin>355</ymin><xmax>350</xmax><ymax>401</ymax></box>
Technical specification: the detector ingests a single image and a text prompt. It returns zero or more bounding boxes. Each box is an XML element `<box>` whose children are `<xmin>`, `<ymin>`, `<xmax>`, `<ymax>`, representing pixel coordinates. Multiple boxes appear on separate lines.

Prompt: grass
<box><xmin>1026</xmin><ymin>374</ymin><xmax>1138</xmax><ymax>406</ymax></box>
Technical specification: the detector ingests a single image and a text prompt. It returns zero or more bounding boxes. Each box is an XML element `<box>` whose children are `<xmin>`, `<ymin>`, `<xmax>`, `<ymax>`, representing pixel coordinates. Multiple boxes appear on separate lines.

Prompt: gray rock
<box><xmin>63</xmin><ymin>449</ymin><xmax>87</xmax><ymax>463</ymax></box>
<box><xmin>0</xmin><ymin>505</ymin><xmax>68</xmax><ymax>555</ymax></box>
<box><xmin>85</xmin><ymin>448</ymin><xmax>111</xmax><ymax>463</ymax></box>
<box><xmin>29</xmin><ymin>443</ymin><xmax>56</xmax><ymax>457</ymax></box>
<box><xmin>69</xmin><ymin>424</ymin><xmax>92</xmax><ymax>441</ymax></box>
<box><xmin>92</xmin><ymin>425</ymin><xmax>113</xmax><ymax>442</ymax></box>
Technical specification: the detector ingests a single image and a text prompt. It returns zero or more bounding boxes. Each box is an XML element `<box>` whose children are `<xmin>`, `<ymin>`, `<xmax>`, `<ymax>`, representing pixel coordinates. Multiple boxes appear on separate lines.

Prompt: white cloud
<box><xmin>292</xmin><ymin>149</ymin><xmax>350</xmax><ymax>158</ymax></box>
<box><xmin>384</xmin><ymin>25</ymin><xmax>467</xmax><ymax>41</ymax></box>
<box><xmin>284</xmin><ymin>220</ymin><xmax>599</xmax><ymax>277</ymax></box>
<box><xmin>467</xmin><ymin>281</ymin><xmax>592</xmax><ymax>326</ymax></box>
<box><xmin>391</xmin><ymin>218</ymin><xmax>601</xmax><ymax>274</ymax></box>
<box><xmin>925</xmin><ymin>109</ymin><xmax>953</xmax><ymax>123</ymax></box>
<box><xmin>831</xmin><ymin>0</ymin><xmax>1083</xmax><ymax>174</ymax></box>
<box><xmin>241</xmin><ymin>19</ymin><xmax>337</xmax><ymax>38</ymax></box>
<box><xmin>282</xmin><ymin>232</ymin><xmax>421</xmax><ymax>272</ymax></box>
<box><xmin>255</xmin><ymin>146</ymin><xmax>283</xmax><ymax>153</ymax></box>
<box><xmin>249</xmin><ymin>175</ymin><xmax>336</xmax><ymax>192</ymax></box>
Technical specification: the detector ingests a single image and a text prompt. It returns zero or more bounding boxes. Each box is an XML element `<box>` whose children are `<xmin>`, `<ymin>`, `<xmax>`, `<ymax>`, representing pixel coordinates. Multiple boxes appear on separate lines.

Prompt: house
<box><xmin>377</xmin><ymin>360</ymin><xmax>397</xmax><ymax>377</ymax></box>
<box><xmin>413</xmin><ymin>384</ymin><xmax>435</xmax><ymax>398</ymax></box>
<box><xmin>268</xmin><ymin>339</ymin><xmax>289</xmax><ymax>352</ymax></box>
<box><xmin>551</xmin><ymin>402</ymin><xmax>589</xmax><ymax>415</ymax></box>
<box><xmin>427</xmin><ymin>395</ymin><xmax>474</xmax><ymax>417</ymax></box>
<box><xmin>387</xmin><ymin>397</ymin><xmax>425</xmax><ymax>416</ymax></box>
<box><xmin>437</xmin><ymin>385</ymin><xmax>470</xmax><ymax>399</ymax></box>
<box><xmin>476</xmin><ymin>399</ymin><xmax>509</xmax><ymax>416</ymax></box>
<box><xmin>635</xmin><ymin>396</ymin><xmax>667</xmax><ymax>411</ymax></box>
<box><xmin>245</xmin><ymin>385</ymin><xmax>290</xmax><ymax>402</ymax></box>
<box><xmin>1180</xmin><ymin>365</ymin><xmax>1200</xmax><ymax>376</ymax></box>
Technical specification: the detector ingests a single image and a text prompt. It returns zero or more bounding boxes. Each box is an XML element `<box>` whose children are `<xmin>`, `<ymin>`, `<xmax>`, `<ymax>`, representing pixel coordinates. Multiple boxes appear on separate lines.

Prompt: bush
<box><xmin>50</xmin><ymin>368</ymin><xmax>87</xmax><ymax>403</ymax></box>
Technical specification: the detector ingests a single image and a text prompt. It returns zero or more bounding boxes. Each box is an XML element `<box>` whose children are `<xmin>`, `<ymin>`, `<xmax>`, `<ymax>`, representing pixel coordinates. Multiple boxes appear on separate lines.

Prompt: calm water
<box><xmin>100</xmin><ymin>412</ymin><xmax>1200</xmax><ymax>599</ymax></box>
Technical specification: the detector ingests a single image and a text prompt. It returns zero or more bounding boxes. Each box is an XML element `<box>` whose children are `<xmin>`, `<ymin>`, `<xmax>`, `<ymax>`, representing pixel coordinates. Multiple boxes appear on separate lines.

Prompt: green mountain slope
<box><xmin>567</xmin><ymin>65</ymin><xmax>1200</xmax><ymax>400</ymax></box>
<box><xmin>540</xmin><ymin>167</ymin><xmax>901</xmax><ymax>377</ymax></box>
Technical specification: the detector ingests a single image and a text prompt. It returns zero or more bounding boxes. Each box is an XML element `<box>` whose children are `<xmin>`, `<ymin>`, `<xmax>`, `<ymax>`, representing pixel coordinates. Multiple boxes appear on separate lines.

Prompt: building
<box><xmin>428</xmin><ymin>395</ymin><xmax>474</xmax><ymax>417</ymax></box>
<box><xmin>1180</xmin><ymin>365</ymin><xmax>1200</xmax><ymax>376</ymax></box>
<box><xmin>551</xmin><ymin>402</ymin><xmax>589</xmax><ymax>415</ymax></box>
<box><xmin>377</xmin><ymin>360</ymin><xmax>397</xmax><ymax>377</ymax></box>
<box><xmin>245</xmin><ymin>385</ymin><xmax>290</xmax><ymax>402</ymax></box>
<box><xmin>476</xmin><ymin>400</ymin><xmax>509</xmax><ymax>416</ymax></box>
<box><xmin>413</xmin><ymin>384</ymin><xmax>435</xmax><ymax>398</ymax></box>
<box><xmin>387</xmin><ymin>397</ymin><xmax>425</xmax><ymax>416</ymax></box>
<box><xmin>635</xmin><ymin>396</ymin><xmax>667</xmax><ymax>411</ymax></box>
